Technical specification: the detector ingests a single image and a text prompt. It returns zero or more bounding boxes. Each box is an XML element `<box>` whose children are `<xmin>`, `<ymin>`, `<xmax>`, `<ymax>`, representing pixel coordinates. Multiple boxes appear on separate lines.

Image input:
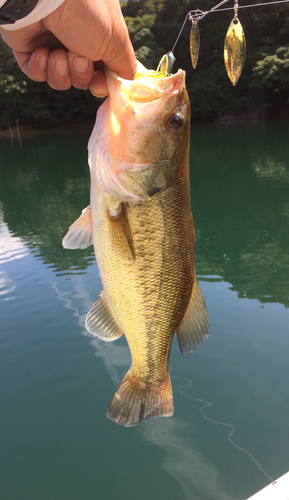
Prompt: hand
<box><xmin>0</xmin><ymin>0</ymin><xmax>136</xmax><ymax>96</ymax></box>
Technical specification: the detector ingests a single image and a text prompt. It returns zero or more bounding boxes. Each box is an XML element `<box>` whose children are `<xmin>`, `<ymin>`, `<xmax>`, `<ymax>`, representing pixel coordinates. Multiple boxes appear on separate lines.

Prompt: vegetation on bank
<box><xmin>0</xmin><ymin>41</ymin><xmax>97</xmax><ymax>130</ymax></box>
<box><xmin>0</xmin><ymin>0</ymin><xmax>289</xmax><ymax>128</ymax></box>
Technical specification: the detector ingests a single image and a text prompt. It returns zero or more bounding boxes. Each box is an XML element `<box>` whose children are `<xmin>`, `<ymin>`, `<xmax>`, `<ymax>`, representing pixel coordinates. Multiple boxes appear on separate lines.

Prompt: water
<box><xmin>0</xmin><ymin>121</ymin><xmax>288</xmax><ymax>500</ymax></box>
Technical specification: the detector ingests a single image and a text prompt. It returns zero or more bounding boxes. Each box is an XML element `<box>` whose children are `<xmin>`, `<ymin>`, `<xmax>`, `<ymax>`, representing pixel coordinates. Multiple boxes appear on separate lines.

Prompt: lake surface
<box><xmin>0</xmin><ymin>121</ymin><xmax>288</xmax><ymax>500</ymax></box>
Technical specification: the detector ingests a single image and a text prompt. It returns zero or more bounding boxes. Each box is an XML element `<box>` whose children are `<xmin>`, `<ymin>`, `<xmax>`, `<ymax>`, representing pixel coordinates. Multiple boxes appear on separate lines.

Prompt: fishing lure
<box><xmin>190</xmin><ymin>21</ymin><xmax>200</xmax><ymax>69</ymax></box>
<box><xmin>224</xmin><ymin>0</ymin><xmax>246</xmax><ymax>85</ymax></box>
<box><xmin>168</xmin><ymin>0</ymin><xmax>289</xmax><ymax>85</ymax></box>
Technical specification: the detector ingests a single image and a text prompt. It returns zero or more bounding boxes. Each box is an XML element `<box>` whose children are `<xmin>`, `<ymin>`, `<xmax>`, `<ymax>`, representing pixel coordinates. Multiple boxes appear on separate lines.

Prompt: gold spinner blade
<box><xmin>224</xmin><ymin>17</ymin><xmax>246</xmax><ymax>86</ymax></box>
<box><xmin>190</xmin><ymin>22</ymin><xmax>200</xmax><ymax>69</ymax></box>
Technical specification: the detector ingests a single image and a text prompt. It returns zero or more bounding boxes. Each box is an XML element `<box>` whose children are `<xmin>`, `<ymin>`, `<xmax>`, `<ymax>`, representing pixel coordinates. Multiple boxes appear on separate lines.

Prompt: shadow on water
<box><xmin>0</xmin><ymin>121</ymin><xmax>288</xmax><ymax>304</ymax></box>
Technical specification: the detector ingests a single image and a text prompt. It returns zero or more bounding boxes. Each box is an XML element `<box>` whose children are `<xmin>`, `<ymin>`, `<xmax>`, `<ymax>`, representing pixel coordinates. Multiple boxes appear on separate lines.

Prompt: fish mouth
<box><xmin>105</xmin><ymin>61</ymin><xmax>186</xmax><ymax>104</ymax></box>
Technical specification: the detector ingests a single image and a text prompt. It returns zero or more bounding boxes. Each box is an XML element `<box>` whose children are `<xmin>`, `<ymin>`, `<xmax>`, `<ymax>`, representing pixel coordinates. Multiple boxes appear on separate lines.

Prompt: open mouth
<box><xmin>106</xmin><ymin>62</ymin><xmax>185</xmax><ymax>104</ymax></box>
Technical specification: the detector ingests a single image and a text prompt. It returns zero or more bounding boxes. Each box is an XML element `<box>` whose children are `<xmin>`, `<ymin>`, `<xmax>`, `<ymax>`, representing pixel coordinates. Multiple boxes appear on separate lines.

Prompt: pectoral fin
<box><xmin>85</xmin><ymin>291</ymin><xmax>123</xmax><ymax>342</ymax></box>
<box><xmin>108</xmin><ymin>202</ymin><xmax>135</xmax><ymax>261</ymax></box>
<box><xmin>176</xmin><ymin>274</ymin><xmax>209</xmax><ymax>356</ymax></box>
<box><xmin>62</xmin><ymin>205</ymin><xmax>93</xmax><ymax>249</ymax></box>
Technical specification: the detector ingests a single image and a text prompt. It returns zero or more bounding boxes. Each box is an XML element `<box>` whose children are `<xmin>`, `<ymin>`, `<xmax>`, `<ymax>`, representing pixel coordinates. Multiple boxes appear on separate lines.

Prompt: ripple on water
<box><xmin>0</xmin><ymin>223</ymin><xmax>28</xmax><ymax>265</ymax></box>
<box><xmin>0</xmin><ymin>222</ymin><xmax>28</xmax><ymax>300</ymax></box>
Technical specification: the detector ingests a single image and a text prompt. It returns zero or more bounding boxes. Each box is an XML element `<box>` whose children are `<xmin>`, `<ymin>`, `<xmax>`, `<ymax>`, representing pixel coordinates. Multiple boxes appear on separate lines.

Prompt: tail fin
<box><xmin>107</xmin><ymin>370</ymin><xmax>174</xmax><ymax>427</ymax></box>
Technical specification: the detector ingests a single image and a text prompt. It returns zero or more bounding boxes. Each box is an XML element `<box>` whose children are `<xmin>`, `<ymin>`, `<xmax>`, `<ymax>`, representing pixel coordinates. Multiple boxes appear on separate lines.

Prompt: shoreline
<box><xmin>0</xmin><ymin>120</ymin><xmax>95</xmax><ymax>139</ymax></box>
<box><xmin>0</xmin><ymin>110</ymin><xmax>287</xmax><ymax>139</ymax></box>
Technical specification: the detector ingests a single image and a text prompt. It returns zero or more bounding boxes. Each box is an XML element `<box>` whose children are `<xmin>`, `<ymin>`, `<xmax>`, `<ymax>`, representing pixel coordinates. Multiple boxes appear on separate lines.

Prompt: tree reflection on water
<box><xmin>0</xmin><ymin>121</ymin><xmax>288</xmax><ymax>305</ymax></box>
<box><xmin>190</xmin><ymin>121</ymin><xmax>289</xmax><ymax>307</ymax></box>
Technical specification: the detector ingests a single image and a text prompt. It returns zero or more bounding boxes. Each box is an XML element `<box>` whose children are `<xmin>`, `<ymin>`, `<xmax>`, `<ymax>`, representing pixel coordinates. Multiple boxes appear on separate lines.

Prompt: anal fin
<box><xmin>176</xmin><ymin>274</ymin><xmax>209</xmax><ymax>356</ymax></box>
<box><xmin>62</xmin><ymin>205</ymin><xmax>93</xmax><ymax>250</ymax></box>
<box><xmin>85</xmin><ymin>291</ymin><xmax>123</xmax><ymax>342</ymax></box>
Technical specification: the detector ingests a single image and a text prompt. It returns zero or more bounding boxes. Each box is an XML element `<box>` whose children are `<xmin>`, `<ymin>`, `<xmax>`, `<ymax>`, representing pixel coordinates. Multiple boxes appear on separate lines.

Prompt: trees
<box><xmin>0</xmin><ymin>41</ymin><xmax>98</xmax><ymax>129</ymax></box>
<box><xmin>0</xmin><ymin>0</ymin><xmax>288</xmax><ymax>127</ymax></box>
<box><xmin>123</xmin><ymin>0</ymin><xmax>289</xmax><ymax>120</ymax></box>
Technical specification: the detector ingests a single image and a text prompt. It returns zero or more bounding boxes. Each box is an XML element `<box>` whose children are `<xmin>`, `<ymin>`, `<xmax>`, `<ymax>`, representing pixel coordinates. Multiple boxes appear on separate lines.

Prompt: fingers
<box><xmin>89</xmin><ymin>62</ymin><xmax>109</xmax><ymax>98</ymax></box>
<box><xmin>47</xmin><ymin>49</ymin><xmax>71</xmax><ymax>90</ymax></box>
<box><xmin>68</xmin><ymin>53</ymin><xmax>94</xmax><ymax>90</ymax></box>
<box><xmin>13</xmin><ymin>47</ymin><xmax>50</xmax><ymax>82</ymax></box>
<box><xmin>14</xmin><ymin>47</ymin><xmax>96</xmax><ymax>90</ymax></box>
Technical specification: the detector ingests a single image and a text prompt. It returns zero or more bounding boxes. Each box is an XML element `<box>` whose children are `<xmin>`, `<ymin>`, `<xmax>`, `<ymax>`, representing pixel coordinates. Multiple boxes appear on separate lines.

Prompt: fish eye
<box><xmin>167</xmin><ymin>113</ymin><xmax>183</xmax><ymax>131</ymax></box>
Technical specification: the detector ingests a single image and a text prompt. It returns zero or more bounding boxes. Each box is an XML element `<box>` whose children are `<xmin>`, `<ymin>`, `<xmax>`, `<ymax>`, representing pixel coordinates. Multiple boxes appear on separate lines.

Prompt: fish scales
<box><xmin>63</xmin><ymin>61</ymin><xmax>209</xmax><ymax>426</ymax></box>
<box><xmin>92</xmin><ymin>177</ymin><xmax>193</xmax><ymax>382</ymax></box>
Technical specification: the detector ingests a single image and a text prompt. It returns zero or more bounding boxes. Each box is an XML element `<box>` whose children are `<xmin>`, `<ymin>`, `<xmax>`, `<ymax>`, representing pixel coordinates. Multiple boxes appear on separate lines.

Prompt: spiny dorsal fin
<box><xmin>85</xmin><ymin>291</ymin><xmax>123</xmax><ymax>342</ymax></box>
<box><xmin>176</xmin><ymin>274</ymin><xmax>209</xmax><ymax>356</ymax></box>
<box><xmin>62</xmin><ymin>205</ymin><xmax>93</xmax><ymax>250</ymax></box>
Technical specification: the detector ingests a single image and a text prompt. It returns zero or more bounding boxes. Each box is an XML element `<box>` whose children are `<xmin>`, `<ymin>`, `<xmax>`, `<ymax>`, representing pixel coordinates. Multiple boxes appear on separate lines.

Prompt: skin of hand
<box><xmin>0</xmin><ymin>0</ymin><xmax>137</xmax><ymax>96</ymax></box>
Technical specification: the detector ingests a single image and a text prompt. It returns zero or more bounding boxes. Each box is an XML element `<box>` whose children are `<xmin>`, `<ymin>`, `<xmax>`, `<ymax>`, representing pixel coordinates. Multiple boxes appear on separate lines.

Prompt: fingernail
<box><xmin>38</xmin><ymin>55</ymin><xmax>48</xmax><ymax>70</ymax></box>
<box><xmin>55</xmin><ymin>59</ymin><xmax>69</xmax><ymax>76</ymax></box>
<box><xmin>72</xmin><ymin>57</ymin><xmax>90</xmax><ymax>73</ymax></box>
<box><xmin>92</xmin><ymin>93</ymin><xmax>107</xmax><ymax>99</ymax></box>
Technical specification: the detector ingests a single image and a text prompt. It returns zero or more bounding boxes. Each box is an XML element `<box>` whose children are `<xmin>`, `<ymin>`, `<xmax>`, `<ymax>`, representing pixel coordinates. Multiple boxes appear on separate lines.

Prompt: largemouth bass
<box><xmin>63</xmin><ymin>62</ymin><xmax>209</xmax><ymax>427</ymax></box>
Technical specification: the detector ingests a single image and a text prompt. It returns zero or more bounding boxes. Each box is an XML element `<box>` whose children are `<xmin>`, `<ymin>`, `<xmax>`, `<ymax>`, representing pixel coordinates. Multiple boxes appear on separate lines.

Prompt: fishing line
<box><xmin>171</xmin><ymin>0</ymin><xmax>231</xmax><ymax>52</ymax></box>
<box><xmin>50</xmin><ymin>279</ymin><xmax>125</xmax><ymax>386</ymax></box>
<box><xmin>208</xmin><ymin>0</ymin><xmax>289</xmax><ymax>12</ymax></box>
<box><xmin>168</xmin><ymin>0</ymin><xmax>289</xmax><ymax>85</ymax></box>
<box><xmin>172</xmin><ymin>0</ymin><xmax>289</xmax><ymax>50</ymax></box>
<box><xmin>172</xmin><ymin>375</ymin><xmax>274</xmax><ymax>482</ymax></box>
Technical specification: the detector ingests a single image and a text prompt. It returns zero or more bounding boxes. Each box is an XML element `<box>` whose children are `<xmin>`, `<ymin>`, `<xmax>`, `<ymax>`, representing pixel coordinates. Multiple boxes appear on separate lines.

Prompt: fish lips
<box><xmin>105</xmin><ymin>62</ymin><xmax>186</xmax><ymax>108</ymax></box>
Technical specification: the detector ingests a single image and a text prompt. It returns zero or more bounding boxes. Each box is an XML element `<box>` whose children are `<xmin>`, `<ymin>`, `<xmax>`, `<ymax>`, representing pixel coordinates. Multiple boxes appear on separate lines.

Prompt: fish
<box><xmin>63</xmin><ymin>61</ymin><xmax>209</xmax><ymax>427</ymax></box>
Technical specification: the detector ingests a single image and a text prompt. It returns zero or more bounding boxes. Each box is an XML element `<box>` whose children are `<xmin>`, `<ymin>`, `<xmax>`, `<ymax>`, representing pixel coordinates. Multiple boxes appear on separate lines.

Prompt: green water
<box><xmin>0</xmin><ymin>121</ymin><xmax>288</xmax><ymax>500</ymax></box>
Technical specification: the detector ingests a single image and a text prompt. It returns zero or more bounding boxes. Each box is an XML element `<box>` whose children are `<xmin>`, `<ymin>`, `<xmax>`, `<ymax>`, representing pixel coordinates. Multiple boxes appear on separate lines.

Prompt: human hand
<box><xmin>0</xmin><ymin>0</ymin><xmax>136</xmax><ymax>96</ymax></box>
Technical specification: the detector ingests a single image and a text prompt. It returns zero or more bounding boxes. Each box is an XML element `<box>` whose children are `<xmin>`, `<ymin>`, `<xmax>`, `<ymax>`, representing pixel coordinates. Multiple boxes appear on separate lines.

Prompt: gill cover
<box><xmin>88</xmin><ymin>61</ymin><xmax>186</xmax><ymax>203</ymax></box>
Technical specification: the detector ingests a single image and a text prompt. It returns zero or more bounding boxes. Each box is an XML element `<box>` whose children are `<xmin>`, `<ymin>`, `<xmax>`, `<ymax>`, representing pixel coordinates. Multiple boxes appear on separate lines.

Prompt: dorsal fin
<box><xmin>85</xmin><ymin>291</ymin><xmax>123</xmax><ymax>342</ymax></box>
<box><xmin>62</xmin><ymin>205</ymin><xmax>93</xmax><ymax>250</ymax></box>
<box><xmin>176</xmin><ymin>274</ymin><xmax>209</xmax><ymax>356</ymax></box>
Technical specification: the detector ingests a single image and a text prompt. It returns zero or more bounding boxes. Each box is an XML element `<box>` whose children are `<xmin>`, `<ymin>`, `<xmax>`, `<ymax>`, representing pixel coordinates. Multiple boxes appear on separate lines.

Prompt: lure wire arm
<box><xmin>172</xmin><ymin>0</ymin><xmax>231</xmax><ymax>53</ymax></box>
<box><xmin>171</xmin><ymin>0</ymin><xmax>289</xmax><ymax>54</ymax></box>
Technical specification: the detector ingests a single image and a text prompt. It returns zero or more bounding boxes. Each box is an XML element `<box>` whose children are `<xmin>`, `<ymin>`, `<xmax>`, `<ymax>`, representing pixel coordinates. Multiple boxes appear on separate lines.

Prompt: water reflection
<box><xmin>0</xmin><ymin>216</ymin><xmax>28</xmax><ymax>265</ymax></box>
<box><xmin>0</xmin><ymin>133</ymin><xmax>95</xmax><ymax>274</ymax></box>
<box><xmin>0</xmin><ymin>215</ymin><xmax>28</xmax><ymax>301</ymax></box>
<box><xmin>190</xmin><ymin>121</ymin><xmax>289</xmax><ymax>307</ymax></box>
<box><xmin>51</xmin><ymin>277</ymin><xmax>131</xmax><ymax>386</ymax></box>
<box><xmin>49</xmin><ymin>273</ymin><xmax>239</xmax><ymax>500</ymax></box>
<box><xmin>174</xmin><ymin>377</ymin><xmax>273</xmax><ymax>483</ymax></box>
<box><xmin>1</xmin><ymin>124</ymin><xmax>288</xmax><ymax>499</ymax></box>
<box><xmin>1</xmin><ymin>122</ymin><xmax>288</xmax><ymax>304</ymax></box>
<box><xmin>252</xmin><ymin>157</ymin><xmax>289</xmax><ymax>182</ymax></box>
<box><xmin>143</xmin><ymin>417</ymin><xmax>237</xmax><ymax>500</ymax></box>
<box><xmin>48</xmin><ymin>274</ymin><xmax>275</xmax><ymax>500</ymax></box>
